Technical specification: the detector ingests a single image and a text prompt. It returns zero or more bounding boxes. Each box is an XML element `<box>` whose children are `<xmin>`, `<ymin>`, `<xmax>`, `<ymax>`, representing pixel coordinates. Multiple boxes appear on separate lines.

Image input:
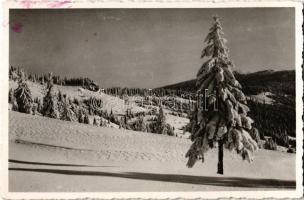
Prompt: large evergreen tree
<box><xmin>185</xmin><ymin>17</ymin><xmax>258</xmax><ymax>174</ymax></box>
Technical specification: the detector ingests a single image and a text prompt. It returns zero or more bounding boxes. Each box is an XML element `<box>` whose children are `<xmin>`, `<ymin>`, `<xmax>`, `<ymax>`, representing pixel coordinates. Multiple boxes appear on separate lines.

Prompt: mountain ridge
<box><xmin>159</xmin><ymin>69</ymin><xmax>295</xmax><ymax>96</ymax></box>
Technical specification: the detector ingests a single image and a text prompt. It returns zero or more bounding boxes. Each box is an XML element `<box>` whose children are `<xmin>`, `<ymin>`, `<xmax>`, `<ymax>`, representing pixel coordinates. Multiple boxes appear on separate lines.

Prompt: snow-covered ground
<box><xmin>249</xmin><ymin>92</ymin><xmax>275</xmax><ymax>104</ymax></box>
<box><xmin>9</xmin><ymin>111</ymin><xmax>295</xmax><ymax>192</ymax></box>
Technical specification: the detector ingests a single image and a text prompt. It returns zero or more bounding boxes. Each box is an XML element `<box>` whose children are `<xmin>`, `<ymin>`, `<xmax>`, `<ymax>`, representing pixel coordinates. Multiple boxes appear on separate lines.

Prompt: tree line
<box><xmin>9</xmin><ymin>66</ymin><xmax>99</xmax><ymax>91</ymax></box>
<box><xmin>247</xmin><ymin>99</ymin><xmax>295</xmax><ymax>147</ymax></box>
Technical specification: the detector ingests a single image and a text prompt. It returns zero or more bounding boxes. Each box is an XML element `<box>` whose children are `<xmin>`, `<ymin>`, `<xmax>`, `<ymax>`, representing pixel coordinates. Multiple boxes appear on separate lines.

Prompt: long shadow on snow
<box><xmin>9</xmin><ymin>167</ymin><xmax>295</xmax><ymax>189</ymax></box>
<box><xmin>15</xmin><ymin>139</ymin><xmax>93</xmax><ymax>151</ymax></box>
<box><xmin>9</xmin><ymin>159</ymin><xmax>117</xmax><ymax>168</ymax></box>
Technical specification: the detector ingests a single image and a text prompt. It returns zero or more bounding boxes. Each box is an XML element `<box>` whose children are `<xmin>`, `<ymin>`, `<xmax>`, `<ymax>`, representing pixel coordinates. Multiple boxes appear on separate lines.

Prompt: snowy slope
<box><xmin>9</xmin><ymin>111</ymin><xmax>295</xmax><ymax>192</ymax></box>
<box><xmin>9</xmin><ymin>80</ymin><xmax>146</xmax><ymax>114</ymax></box>
<box><xmin>249</xmin><ymin>92</ymin><xmax>275</xmax><ymax>105</ymax></box>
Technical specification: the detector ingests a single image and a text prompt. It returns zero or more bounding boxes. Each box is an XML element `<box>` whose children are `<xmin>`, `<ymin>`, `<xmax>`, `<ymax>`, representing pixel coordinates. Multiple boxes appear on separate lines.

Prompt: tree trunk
<box><xmin>217</xmin><ymin>139</ymin><xmax>224</xmax><ymax>175</ymax></box>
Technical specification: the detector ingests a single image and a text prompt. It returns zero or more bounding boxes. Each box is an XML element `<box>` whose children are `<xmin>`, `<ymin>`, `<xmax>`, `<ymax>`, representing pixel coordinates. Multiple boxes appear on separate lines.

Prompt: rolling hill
<box><xmin>160</xmin><ymin>70</ymin><xmax>295</xmax><ymax>96</ymax></box>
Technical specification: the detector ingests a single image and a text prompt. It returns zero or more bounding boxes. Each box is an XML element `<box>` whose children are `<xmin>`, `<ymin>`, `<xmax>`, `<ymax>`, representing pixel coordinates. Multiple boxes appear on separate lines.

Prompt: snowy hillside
<box><xmin>9</xmin><ymin>80</ymin><xmax>146</xmax><ymax>115</ymax></box>
<box><xmin>9</xmin><ymin>111</ymin><xmax>295</xmax><ymax>192</ymax></box>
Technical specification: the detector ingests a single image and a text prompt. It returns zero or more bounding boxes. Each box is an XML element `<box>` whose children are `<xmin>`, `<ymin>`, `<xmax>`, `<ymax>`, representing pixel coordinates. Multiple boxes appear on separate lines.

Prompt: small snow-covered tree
<box><xmin>60</xmin><ymin>97</ymin><xmax>76</xmax><ymax>121</ymax></box>
<box><xmin>42</xmin><ymin>75</ymin><xmax>60</xmax><ymax>119</ymax></box>
<box><xmin>78</xmin><ymin>109</ymin><xmax>85</xmax><ymax>123</ymax></box>
<box><xmin>100</xmin><ymin>118</ymin><xmax>107</xmax><ymax>127</ymax></box>
<box><xmin>41</xmin><ymin>76</ymin><xmax>45</xmax><ymax>85</ymax></box>
<box><xmin>146</xmin><ymin>123</ymin><xmax>151</xmax><ymax>133</ymax></box>
<box><xmin>32</xmin><ymin>103</ymin><xmax>38</xmax><ymax>115</ymax></box>
<box><xmin>250</xmin><ymin>127</ymin><xmax>262</xmax><ymax>148</ymax></box>
<box><xmin>185</xmin><ymin>16</ymin><xmax>258</xmax><ymax>174</ymax></box>
<box><xmin>166</xmin><ymin>124</ymin><xmax>175</xmax><ymax>136</ymax></box>
<box><xmin>10</xmin><ymin>88</ymin><xmax>18</xmax><ymax>111</ymax></box>
<box><xmin>135</xmin><ymin>116</ymin><xmax>147</xmax><ymax>132</ymax></box>
<box><xmin>9</xmin><ymin>66</ymin><xmax>18</xmax><ymax>81</ymax></box>
<box><xmin>93</xmin><ymin>117</ymin><xmax>98</xmax><ymax>126</ymax></box>
<box><xmin>33</xmin><ymin>97</ymin><xmax>42</xmax><ymax>114</ymax></box>
<box><xmin>14</xmin><ymin>71</ymin><xmax>33</xmax><ymax>114</ymax></box>
<box><xmin>139</xmin><ymin>117</ymin><xmax>147</xmax><ymax>132</ymax></box>
<box><xmin>157</xmin><ymin>105</ymin><xmax>167</xmax><ymax>134</ymax></box>
<box><xmin>9</xmin><ymin>88</ymin><xmax>14</xmax><ymax>103</ymax></box>
<box><xmin>84</xmin><ymin>113</ymin><xmax>90</xmax><ymax>124</ymax></box>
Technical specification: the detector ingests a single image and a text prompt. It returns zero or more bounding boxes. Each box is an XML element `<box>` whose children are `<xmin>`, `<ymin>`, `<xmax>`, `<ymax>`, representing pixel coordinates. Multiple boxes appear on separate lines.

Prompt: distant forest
<box><xmin>160</xmin><ymin>70</ymin><xmax>295</xmax><ymax>96</ymax></box>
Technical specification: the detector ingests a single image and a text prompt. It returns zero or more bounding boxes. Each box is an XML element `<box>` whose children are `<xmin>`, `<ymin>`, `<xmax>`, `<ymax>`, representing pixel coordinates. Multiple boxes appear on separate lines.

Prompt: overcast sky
<box><xmin>10</xmin><ymin>8</ymin><xmax>295</xmax><ymax>88</ymax></box>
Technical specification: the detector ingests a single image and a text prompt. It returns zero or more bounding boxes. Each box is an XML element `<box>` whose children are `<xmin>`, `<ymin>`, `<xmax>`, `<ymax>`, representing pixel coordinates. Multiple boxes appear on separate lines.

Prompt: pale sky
<box><xmin>10</xmin><ymin>8</ymin><xmax>295</xmax><ymax>88</ymax></box>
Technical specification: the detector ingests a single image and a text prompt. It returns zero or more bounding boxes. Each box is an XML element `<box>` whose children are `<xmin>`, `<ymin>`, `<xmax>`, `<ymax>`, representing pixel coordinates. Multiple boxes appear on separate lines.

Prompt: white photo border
<box><xmin>0</xmin><ymin>1</ymin><xmax>303</xmax><ymax>199</ymax></box>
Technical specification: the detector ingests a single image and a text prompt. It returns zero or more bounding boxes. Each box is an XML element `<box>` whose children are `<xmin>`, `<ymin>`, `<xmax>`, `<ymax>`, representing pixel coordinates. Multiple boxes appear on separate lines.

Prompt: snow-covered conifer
<box><xmin>9</xmin><ymin>88</ymin><xmax>13</xmax><ymax>103</ymax></box>
<box><xmin>84</xmin><ymin>113</ymin><xmax>90</xmax><ymax>124</ymax></box>
<box><xmin>42</xmin><ymin>74</ymin><xmax>60</xmax><ymax>119</ymax></box>
<box><xmin>14</xmin><ymin>71</ymin><xmax>33</xmax><ymax>114</ymax></box>
<box><xmin>157</xmin><ymin>105</ymin><xmax>167</xmax><ymax>134</ymax></box>
<box><xmin>249</xmin><ymin>127</ymin><xmax>262</xmax><ymax>148</ymax></box>
<box><xmin>93</xmin><ymin>117</ymin><xmax>98</xmax><ymax>126</ymax></box>
<box><xmin>60</xmin><ymin>97</ymin><xmax>76</xmax><ymax>121</ymax></box>
<box><xmin>100</xmin><ymin>118</ymin><xmax>106</xmax><ymax>127</ymax></box>
<box><xmin>136</xmin><ymin>116</ymin><xmax>147</xmax><ymax>132</ymax></box>
<box><xmin>78</xmin><ymin>109</ymin><xmax>85</xmax><ymax>123</ymax></box>
<box><xmin>32</xmin><ymin>103</ymin><xmax>38</xmax><ymax>115</ymax></box>
<box><xmin>186</xmin><ymin>16</ymin><xmax>258</xmax><ymax>174</ymax></box>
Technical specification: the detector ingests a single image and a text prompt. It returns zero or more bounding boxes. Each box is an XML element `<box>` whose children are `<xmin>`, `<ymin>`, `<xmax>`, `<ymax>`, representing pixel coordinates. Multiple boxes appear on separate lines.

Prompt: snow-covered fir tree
<box><xmin>157</xmin><ymin>105</ymin><xmax>167</xmax><ymax>134</ymax></box>
<box><xmin>100</xmin><ymin>118</ymin><xmax>107</xmax><ymax>127</ymax></box>
<box><xmin>9</xmin><ymin>88</ymin><xmax>14</xmax><ymax>104</ymax></box>
<box><xmin>32</xmin><ymin>103</ymin><xmax>38</xmax><ymax>115</ymax></box>
<box><xmin>38</xmin><ymin>99</ymin><xmax>43</xmax><ymax>113</ymax></box>
<box><xmin>78</xmin><ymin>109</ymin><xmax>85</xmax><ymax>123</ymax></box>
<box><xmin>166</xmin><ymin>124</ymin><xmax>175</xmax><ymax>136</ymax></box>
<box><xmin>42</xmin><ymin>74</ymin><xmax>60</xmax><ymax>119</ymax></box>
<box><xmin>60</xmin><ymin>97</ymin><xmax>76</xmax><ymax>122</ymax></box>
<box><xmin>93</xmin><ymin>117</ymin><xmax>98</xmax><ymax>126</ymax></box>
<box><xmin>185</xmin><ymin>16</ymin><xmax>258</xmax><ymax>174</ymax></box>
<box><xmin>41</xmin><ymin>76</ymin><xmax>45</xmax><ymax>85</ymax></box>
<box><xmin>135</xmin><ymin>116</ymin><xmax>147</xmax><ymax>132</ymax></box>
<box><xmin>250</xmin><ymin>127</ymin><xmax>262</xmax><ymax>148</ymax></box>
<box><xmin>34</xmin><ymin>98</ymin><xmax>43</xmax><ymax>114</ymax></box>
<box><xmin>84</xmin><ymin>113</ymin><xmax>90</xmax><ymax>124</ymax></box>
<box><xmin>14</xmin><ymin>71</ymin><xmax>33</xmax><ymax>114</ymax></box>
<box><xmin>9</xmin><ymin>88</ymin><xmax>18</xmax><ymax>111</ymax></box>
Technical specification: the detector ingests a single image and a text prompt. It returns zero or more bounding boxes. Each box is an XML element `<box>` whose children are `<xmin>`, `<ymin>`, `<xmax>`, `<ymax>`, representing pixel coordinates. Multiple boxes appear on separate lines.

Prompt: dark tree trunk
<box><xmin>217</xmin><ymin>139</ymin><xmax>224</xmax><ymax>175</ymax></box>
